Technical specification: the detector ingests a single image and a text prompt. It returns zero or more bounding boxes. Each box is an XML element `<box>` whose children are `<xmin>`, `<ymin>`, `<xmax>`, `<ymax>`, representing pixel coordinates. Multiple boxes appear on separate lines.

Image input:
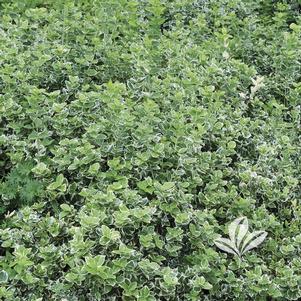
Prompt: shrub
<box><xmin>0</xmin><ymin>0</ymin><xmax>300</xmax><ymax>300</ymax></box>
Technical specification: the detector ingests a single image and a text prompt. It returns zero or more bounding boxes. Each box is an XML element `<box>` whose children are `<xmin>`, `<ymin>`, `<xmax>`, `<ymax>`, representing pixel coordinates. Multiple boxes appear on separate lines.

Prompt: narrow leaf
<box><xmin>236</xmin><ymin>217</ymin><xmax>249</xmax><ymax>249</ymax></box>
<box><xmin>214</xmin><ymin>238</ymin><xmax>239</xmax><ymax>256</ymax></box>
<box><xmin>228</xmin><ymin>217</ymin><xmax>248</xmax><ymax>245</ymax></box>
<box><xmin>241</xmin><ymin>231</ymin><xmax>267</xmax><ymax>255</ymax></box>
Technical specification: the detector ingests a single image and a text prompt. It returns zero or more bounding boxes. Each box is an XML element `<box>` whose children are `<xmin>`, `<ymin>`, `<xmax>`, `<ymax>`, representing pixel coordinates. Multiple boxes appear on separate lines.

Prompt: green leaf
<box><xmin>85</xmin><ymin>255</ymin><xmax>106</xmax><ymax>275</ymax></box>
<box><xmin>160</xmin><ymin>182</ymin><xmax>175</xmax><ymax>191</ymax></box>
<box><xmin>60</xmin><ymin>203</ymin><xmax>72</xmax><ymax>212</ymax></box>
<box><xmin>0</xmin><ymin>270</ymin><xmax>8</xmax><ymax>283</ymax></box>
<box><xmin>31</xmin><ymin>162</ymin><xmax>50</xmax><ymax>176</ymax></box>
<box><xmin>88</xmin><ymin>162</ymin><xmax>100</xmax><ymax>175</ymax></box>
<box><xmin>227</xmin><ymin>141</ymin><xmax>236</xmax><ymax>149</ymax></box>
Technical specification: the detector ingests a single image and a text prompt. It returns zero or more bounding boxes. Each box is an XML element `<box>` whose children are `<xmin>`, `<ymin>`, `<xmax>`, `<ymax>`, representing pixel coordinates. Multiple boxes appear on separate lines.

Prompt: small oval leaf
<box><xmin>241</xmin><ymin>231</ymin><xmax>267</xmax><ymax>255</ymax></box>
<box><xmin>0</xmin><ymin>270</ymin><xmax>8</xmax><ymax>283</ymax></box>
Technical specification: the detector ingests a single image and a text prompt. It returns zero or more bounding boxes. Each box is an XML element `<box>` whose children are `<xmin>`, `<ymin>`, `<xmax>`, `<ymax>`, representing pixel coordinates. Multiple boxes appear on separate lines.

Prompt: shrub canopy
<box><xmin>0</xmin><ymin>0</ymin><xmax>301</xmax><ymax>300</ymax></box>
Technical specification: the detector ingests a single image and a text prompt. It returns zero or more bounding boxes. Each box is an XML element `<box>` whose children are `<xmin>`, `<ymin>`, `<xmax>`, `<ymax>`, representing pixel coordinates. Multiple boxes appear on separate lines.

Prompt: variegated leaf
<box><xmin>241</xmin><ymin>231</ymin><xmax>267</xmax><ymax>255</ymax></box>
<box><xmin>236</xmin><ymin>218</ymin><xmax>249</xmax><ymax>249</ymax></box>
<box><xmin>0</xmin><ymin>270</ymin><xmax>8</xmax><ymax>283</ymax></box>
<box><xmin>228</xmin><ymin>217</ymin><xmax>248</xmax><ymax>247</ymax></box>
<box><xmin>214</xmin><ymin>237</ymin><xmax>239</xmax><ymax>256</ymax></box>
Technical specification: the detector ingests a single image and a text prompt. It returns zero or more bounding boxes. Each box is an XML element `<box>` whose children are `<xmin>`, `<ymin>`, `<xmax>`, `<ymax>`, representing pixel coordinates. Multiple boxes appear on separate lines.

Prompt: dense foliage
<box><xmin>0</xmin><ymin>0</ymin><xmax>301</xmax><ymax>300</ymax></box>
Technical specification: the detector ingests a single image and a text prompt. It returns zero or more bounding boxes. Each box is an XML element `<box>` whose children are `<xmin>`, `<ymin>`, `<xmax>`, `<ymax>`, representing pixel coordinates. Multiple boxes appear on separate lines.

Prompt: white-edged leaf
<box><xmin>228</xmin><ymin>217</ymin><xmax>248</xmax><ymax>246</ymax></box>
<box><xmin>214</xmin><ymin>237</ymin><xmax>239</xmax><ymax>256</ymax></box>
<box><xmin>241</xmin><ymin>231</ymin><xmax>267</xmax><ymax>255</ymax></box>
<box><xmin>0</xmin><ymin>270</ymin><xmax>8</xmax><ymax>283</ymax></box>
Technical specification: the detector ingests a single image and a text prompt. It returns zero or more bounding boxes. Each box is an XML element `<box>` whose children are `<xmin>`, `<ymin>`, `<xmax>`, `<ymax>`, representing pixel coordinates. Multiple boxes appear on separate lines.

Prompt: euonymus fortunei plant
<box><xmin>0</xmin><ymin>0</ymin><xmax>300</xmax><ymax>300</ymax></box>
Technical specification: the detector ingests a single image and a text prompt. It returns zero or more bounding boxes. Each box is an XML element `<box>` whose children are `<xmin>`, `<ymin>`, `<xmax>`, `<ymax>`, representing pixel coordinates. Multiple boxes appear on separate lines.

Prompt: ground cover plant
<box><xmin>0</xmin><ymin>0</ymin><xmax>301</xmax><ymax>300</ymax></box>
